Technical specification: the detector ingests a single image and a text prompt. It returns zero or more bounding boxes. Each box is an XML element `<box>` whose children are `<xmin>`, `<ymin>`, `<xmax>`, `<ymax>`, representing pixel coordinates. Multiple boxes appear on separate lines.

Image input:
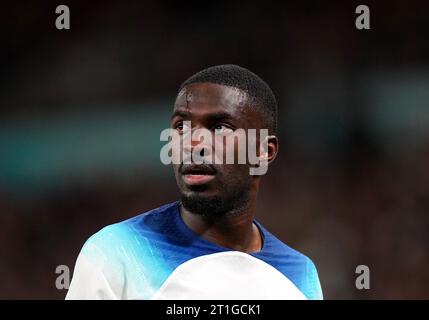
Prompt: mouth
<box><xmin>181</xmin><ymin>164</ymin><xmax>217</xmax><ymax>186</ymax></box>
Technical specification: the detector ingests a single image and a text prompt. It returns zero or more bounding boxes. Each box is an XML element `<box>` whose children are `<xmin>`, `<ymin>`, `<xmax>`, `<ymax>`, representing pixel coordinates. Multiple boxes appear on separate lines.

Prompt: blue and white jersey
<box><xmin>66</xmin><ymin>202</ymin><xmax>323</xmax><ymax>300</ymax></box>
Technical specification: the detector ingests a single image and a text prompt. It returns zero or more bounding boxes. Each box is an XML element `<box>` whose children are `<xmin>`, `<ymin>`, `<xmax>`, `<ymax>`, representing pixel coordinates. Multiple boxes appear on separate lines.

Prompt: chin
<box><xmin>182</xmin><ymin>183</ymin><xmax>218</xmax><ymax>195</ymax></box>
<box><xmin>180</xmin><ymin>192</ymin><xmax>226</xmax><ymax>216</ymax></box>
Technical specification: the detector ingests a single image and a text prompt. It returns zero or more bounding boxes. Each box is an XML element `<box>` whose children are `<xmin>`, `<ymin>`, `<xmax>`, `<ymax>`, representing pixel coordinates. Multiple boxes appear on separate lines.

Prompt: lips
<box><xmin>181</xmin><ymin>164</ymin><xmax>216</xmax><ymax>186</ymax></box>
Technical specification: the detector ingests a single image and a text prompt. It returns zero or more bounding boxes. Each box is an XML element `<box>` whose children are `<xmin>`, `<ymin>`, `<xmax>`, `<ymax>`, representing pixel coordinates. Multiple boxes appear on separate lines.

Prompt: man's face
<box><xmin>171</xmin><ymin>83</ymin><xmax>263</xmax><ymax>215</ymax></box>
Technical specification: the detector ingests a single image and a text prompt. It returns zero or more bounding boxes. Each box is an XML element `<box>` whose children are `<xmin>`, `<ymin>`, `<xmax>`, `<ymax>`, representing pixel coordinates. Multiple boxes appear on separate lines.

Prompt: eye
<box><xmin>214</xmin><ymin>124</ymin><xmax>234</xmax><ymax>134</ymax></box>
<box><xmin>175</xmin><ymin>121</ymin><xmax>190</xmax><ymax>133</ymax></box>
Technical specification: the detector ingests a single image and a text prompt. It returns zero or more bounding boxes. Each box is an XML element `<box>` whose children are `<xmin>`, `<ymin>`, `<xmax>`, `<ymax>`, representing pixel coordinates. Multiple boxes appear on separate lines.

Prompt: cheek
<box><xmin>171</xmin><ymin>134</ymin><xmax>184</xmax><ymax>163</ymax></box>
<box><xmin>217</xmin><ymin>133</ymin><xmax>248</xmax><ymax>165</ymax></box>
<box><xmin>219</xmin><ymin>164</ymin><xmax>251</xmax><ymax>183</ymax></box>
<box><xmin>172</xmin><ymin>164</ymin><xmax>181</xmax><ymax>178</ymax></box>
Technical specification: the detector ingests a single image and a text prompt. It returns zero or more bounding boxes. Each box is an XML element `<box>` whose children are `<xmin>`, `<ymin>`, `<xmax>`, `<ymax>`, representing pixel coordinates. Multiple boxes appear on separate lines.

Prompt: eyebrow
<box><xmin>171</xmin><ymin>110</ymin><xmax>236</xmax><ymax>123</ymax></box>
<box><xmin>171</xmin><ymin>110</ymin><xmax>190</xmax><ymax>120</ymax></box>
<box><xmin>207</xmin><ymin>112</ymin><xmax>235</xmax><ymax>123</ymax></box>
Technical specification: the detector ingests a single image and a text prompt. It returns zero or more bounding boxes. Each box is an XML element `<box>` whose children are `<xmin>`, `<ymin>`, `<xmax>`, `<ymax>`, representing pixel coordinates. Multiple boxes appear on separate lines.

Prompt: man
<box><xmin>66</xmin><ymin>64</ymin><xmax>323</xmax><ymax>300</ymax></box>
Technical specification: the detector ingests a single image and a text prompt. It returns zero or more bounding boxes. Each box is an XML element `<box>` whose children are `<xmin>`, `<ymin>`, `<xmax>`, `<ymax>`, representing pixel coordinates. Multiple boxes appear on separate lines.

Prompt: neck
<box><xmin>179</xmin><ymin>191</ymin><xmax>262</xmax><ymax>253</ymax></box>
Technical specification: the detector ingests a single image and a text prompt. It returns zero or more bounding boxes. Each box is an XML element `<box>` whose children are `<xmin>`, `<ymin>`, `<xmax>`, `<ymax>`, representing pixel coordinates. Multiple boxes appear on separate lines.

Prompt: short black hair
<box><xmin>179</xmin><ymin>64</ymin><xmax>278</xmax><ymax>134</ymax></box>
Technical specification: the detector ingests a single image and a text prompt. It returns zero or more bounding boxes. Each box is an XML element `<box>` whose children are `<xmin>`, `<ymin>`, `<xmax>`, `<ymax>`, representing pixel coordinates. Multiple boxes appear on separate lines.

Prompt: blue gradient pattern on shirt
<box><xmin>80</xmin><ymin>202</ymin><xmax>323</xmax><ymax>299</ymax></box>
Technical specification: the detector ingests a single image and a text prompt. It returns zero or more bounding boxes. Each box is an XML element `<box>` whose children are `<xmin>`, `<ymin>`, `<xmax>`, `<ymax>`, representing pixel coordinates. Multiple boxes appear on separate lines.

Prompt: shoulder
<box><xmin>258</xmin><ymin>225</ymin><xmax>323</xmax><ymax>300</ymax></box>
<box><xmin>80</xmin><ymin>201</ymin><xmax>179</xmax><ymax>261</ymax></box>
<box><xmin>67</xmin><ymin>202</ymin><xmax>180</xmax><ymax>299</ymax></box>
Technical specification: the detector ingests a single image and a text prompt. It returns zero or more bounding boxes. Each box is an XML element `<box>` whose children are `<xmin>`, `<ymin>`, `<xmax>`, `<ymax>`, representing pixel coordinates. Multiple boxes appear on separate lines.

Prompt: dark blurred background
<box><xmin>1</xmin><ymin>0</ymin><xmax>429</xmax><ymax>299</ymax></box>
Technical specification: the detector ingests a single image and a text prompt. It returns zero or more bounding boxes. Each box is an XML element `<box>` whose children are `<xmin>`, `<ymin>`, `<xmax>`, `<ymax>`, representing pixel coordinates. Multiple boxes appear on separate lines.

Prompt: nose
<box><xmin>182</xmin><ymin>127</ymin><xmax>213</xmax><ymax>162</ymax></box>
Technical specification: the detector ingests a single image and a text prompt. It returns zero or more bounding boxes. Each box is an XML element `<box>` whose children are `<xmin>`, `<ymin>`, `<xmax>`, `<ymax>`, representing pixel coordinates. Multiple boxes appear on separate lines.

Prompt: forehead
<box><xmin>174</xmin><ymin>83</ymin><xmax>248</xmax><ymax>115</ymax></box>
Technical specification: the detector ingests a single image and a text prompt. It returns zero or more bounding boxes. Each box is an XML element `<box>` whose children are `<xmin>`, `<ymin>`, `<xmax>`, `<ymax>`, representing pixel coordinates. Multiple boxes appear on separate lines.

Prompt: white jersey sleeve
<box><xmin>65</xmin><ymin>253</ymin><xmax>118</xmax><ymax>300</ymax></box>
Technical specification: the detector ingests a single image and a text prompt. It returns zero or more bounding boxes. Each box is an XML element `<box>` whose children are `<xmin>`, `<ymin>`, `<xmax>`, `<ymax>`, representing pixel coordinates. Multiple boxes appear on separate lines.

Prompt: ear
<box><xmin>261</xmin><ymin>135</ymin><xmax>279</xmax><ymax>164</ymax></box>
